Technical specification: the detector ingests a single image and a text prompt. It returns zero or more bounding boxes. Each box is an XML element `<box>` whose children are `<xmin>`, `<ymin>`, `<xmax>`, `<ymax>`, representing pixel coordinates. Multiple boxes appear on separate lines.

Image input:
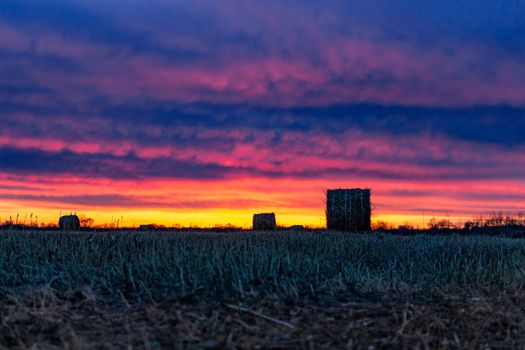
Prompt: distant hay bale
<box><xmin>59</xmin><ymin>215</ymin><xmax>80</xmax><ymax>231</ymax></box>
<box><xmin>253</xmin><ymin>213</ymin><xmax>277</xmax><ymax>230</ymax></box>
<box><xmin>326</xmin><ymin>188</ymin><xmax>371</xmax><ymax>232</ymax></box>
<box><xmin>139</xmin><ymin>224</ymin><xmax>155</xmax><ymax>231</ymax></box>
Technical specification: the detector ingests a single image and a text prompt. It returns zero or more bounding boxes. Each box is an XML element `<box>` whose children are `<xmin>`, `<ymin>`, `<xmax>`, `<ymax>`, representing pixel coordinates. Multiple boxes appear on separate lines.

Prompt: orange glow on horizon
<box><xmin>0</xmin><ymin>174</ymin><xmax>523</xmax><ymax>229</ymax></box>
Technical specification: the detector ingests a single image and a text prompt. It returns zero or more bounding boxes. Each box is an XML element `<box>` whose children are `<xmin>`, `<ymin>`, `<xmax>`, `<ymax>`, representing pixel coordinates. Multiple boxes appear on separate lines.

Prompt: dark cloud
<box><xmin>0</xmin><ymin>0</ymin><xmax>262</xmax><ymax>65</ymax></box>
<box><xmin>3</xmin><ymin>101</ymin><xmax>525</xmax><ymax>147</ymax></box>
<box><xmin>0</xmin><ymin>147</ymin><xmax>231</xmax><ymax>180</ymax></box>
<box><xmin>384</xmin><ymin>189</ymin><xmax>525</xmax><ymax>202</ymax></box>
<box><xmin>0</xmin><ymin>139</ymin><xmax>523</xmax><ymax>182</ymax></box>
<box><xmin>0</xmin><ymin>192</ymin><xmax>277</xmax><ymax>209</ymax></box>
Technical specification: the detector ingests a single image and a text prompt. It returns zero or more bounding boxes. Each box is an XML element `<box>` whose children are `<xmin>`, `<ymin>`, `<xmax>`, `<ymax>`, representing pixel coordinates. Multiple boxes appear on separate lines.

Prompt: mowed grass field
<box><xmin>1</xmin><ymin>230</ymin><xmax>525</xmax><ymax>349</ymax></box>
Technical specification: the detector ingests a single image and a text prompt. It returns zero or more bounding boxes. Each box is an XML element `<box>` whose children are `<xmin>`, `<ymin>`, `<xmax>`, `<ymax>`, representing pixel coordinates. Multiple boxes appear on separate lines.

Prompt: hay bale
<box><xmin>253</xmin><ymin>213</ymin><xmax>277</xmax><ymax>230</ymax></box>
<box><xmin>139</xmin><ymin>224</ymin><xmax>155</xmax><ymax>231</ymax></box>
<box><xmin>59</xmin><ymin>215</ymin><xmax>81</xmax><ymax>231</ymax></box>
<box><xmin>326</xmin><ymin>188</ymin><xmax>371</xmax><ymax>232</ymax></box>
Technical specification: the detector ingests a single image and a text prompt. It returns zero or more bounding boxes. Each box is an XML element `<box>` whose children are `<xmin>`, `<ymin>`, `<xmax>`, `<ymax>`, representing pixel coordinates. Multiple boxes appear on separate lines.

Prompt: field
<box><xmin>1</xmin><ymin>230</ymin><xmax>525</xmax><ymax>349</ymax></box>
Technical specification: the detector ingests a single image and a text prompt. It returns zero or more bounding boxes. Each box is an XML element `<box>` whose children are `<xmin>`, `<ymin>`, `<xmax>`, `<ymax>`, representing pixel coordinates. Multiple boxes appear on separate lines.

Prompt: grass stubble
<box><xmin>0</xmin><ymin>231</ymin><xmax>525</xmax><ymax>349</ymax></box>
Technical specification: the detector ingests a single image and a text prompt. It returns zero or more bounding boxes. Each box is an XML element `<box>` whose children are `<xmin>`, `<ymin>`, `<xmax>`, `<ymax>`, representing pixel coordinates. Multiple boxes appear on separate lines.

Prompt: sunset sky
<box><xmin>1</xmin><ymin>0</ymin><xmax>525</xmax><ymax>228</ymax></box>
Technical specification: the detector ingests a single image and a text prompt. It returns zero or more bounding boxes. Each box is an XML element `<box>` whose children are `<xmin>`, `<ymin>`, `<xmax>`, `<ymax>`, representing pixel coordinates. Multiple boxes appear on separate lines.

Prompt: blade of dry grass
<box><xmin>225</xmin><ymin>304</ymin><xmax>297</xmax><ymax>330</ymax></box>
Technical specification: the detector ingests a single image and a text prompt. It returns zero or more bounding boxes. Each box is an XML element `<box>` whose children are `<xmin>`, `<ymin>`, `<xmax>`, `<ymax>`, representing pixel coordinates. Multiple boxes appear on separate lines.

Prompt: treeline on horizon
<box><xmin>374</xmin><ymin>212</ymin><xmax>525</xmax><ymax>231</ymax></box>
<box><xmin>1</xmin><ymin>211</ymin><xmax>525</xmax><ymax>234</ymax></box>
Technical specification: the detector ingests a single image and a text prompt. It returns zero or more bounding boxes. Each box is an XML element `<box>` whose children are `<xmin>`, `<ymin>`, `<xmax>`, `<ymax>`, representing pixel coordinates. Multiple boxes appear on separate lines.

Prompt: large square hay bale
<box><xmin>253</xmin><ymin>213</ymin><xmax>277</xmax><ymax>230</ymax></box>
<box><xmin>59</xmin><ymin>215</ymin><xmax>81</xmax><ymax>231</ymax></box>
<box><xmin>326</xmin><ymin>189</ymin><xmax>371</xmax><ymax>231</ymax></box>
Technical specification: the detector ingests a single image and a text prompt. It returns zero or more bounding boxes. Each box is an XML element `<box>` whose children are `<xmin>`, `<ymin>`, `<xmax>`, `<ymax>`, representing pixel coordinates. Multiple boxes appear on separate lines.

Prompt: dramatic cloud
<box><xmin>0</xmin><ymin>0</ymin><xmax>524</xmax><ymax>226</ymax></box>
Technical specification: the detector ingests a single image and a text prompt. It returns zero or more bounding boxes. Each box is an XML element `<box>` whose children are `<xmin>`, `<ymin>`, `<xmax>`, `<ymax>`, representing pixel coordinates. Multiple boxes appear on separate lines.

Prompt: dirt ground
<box><xmin>2</xmin><ymin>290</ymin><xmax>525</xmax><ymax>349</ymax></box>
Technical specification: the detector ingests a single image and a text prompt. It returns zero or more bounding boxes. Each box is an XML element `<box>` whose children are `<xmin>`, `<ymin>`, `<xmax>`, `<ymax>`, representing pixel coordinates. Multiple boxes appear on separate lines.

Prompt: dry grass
<box><xmin>1</xmin><ymin>230</ymin><xmax>525</xmax><ymax>349</ymax></box>
<box><xmin>3</xmin><ymin>289</ymin><xmax>525</xmax><ymax>349</ymax></box>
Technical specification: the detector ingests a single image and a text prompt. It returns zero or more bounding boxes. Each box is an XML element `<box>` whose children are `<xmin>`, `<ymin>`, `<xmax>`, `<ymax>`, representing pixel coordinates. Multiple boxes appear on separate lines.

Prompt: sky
<box><xmin>1</xmin><ymin>0</ymin><xmax>525</xmax><ymax>228</ymax></box>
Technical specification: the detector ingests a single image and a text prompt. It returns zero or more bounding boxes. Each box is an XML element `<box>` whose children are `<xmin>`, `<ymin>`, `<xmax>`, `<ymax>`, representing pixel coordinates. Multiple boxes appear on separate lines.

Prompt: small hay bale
<box><xmin>253</xmin><ymin>213</ymin><xmax>277</xmax><ymax>230</ymax></box>
<box><xmin>326</xmin><ymin>188</ymin><xmax>371</xmax><ymax>232</ymax></box>
<box><xmin>139</xmin><ymin>224</ymin><xmax>155</xmax><ymax>231</ymax></box>
<box><xmin>59</xmin><ymin>215</ymin><xmax>81</xmax><ymax>231</ymax></box>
